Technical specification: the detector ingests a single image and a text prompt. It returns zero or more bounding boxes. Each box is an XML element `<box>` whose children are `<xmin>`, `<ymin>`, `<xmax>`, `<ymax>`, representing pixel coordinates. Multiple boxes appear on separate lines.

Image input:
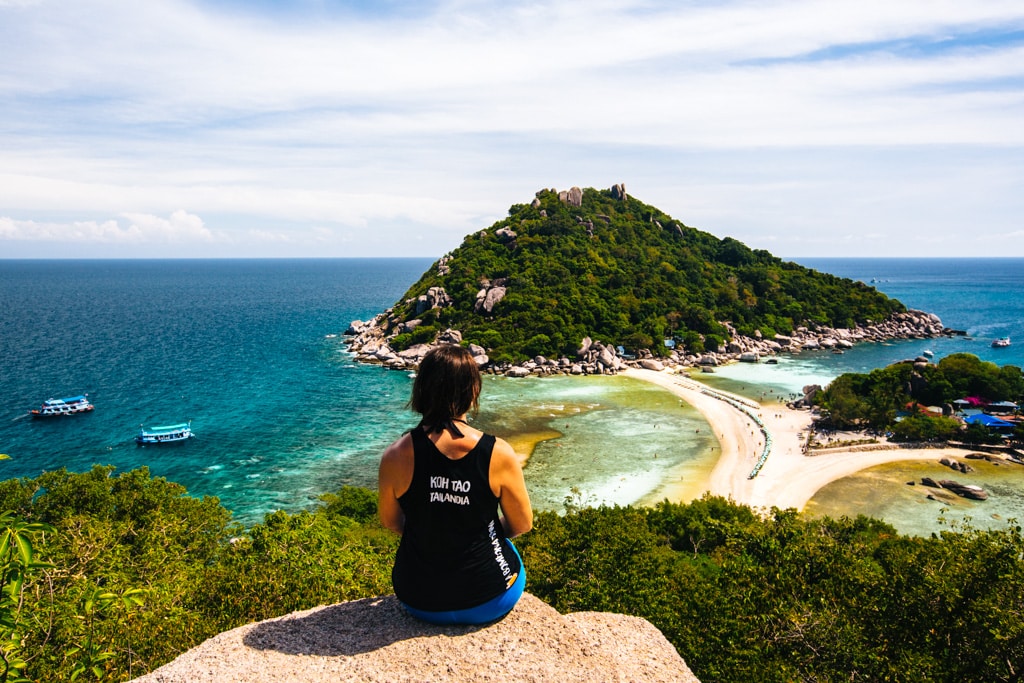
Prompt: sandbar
<box><xmin>623</xmin><ymin>368</ymin><xmax>968</xmax><ymax>512</ymax></box>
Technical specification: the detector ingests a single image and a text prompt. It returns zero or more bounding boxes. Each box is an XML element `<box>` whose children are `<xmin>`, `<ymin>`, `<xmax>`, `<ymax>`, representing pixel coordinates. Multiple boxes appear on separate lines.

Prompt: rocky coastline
<box><xmin>344</xmin><ymin>307</ymin><xmax>960</xmax><ymax>378</ymax></box>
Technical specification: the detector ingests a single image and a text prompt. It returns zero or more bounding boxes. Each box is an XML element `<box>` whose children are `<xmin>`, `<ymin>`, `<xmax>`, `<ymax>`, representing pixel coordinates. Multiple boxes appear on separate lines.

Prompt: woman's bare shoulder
<box><xmin>381</xmin><ymin>432</ymin><xmax>414</xmax><ymax>466</ymax></box>
<box><xmin>490</xmin><ymin>436</ymin><xmax>523</xmax><ymax>468</ymax></box>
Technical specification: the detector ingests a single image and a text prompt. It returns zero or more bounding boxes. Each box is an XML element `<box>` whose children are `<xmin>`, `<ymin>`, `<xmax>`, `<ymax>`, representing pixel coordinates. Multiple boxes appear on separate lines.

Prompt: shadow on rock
<box><xmin>243</xmin><ymin>594</ymin><xmax>486</xmax><ymax>656</ymax></box>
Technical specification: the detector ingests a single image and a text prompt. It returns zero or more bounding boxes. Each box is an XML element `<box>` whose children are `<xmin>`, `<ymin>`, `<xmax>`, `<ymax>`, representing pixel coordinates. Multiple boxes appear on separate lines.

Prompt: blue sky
<box><xmin>2</xmin><ymin>0</ymin><xmax>1023</xmax><ymax>258</ymax></box>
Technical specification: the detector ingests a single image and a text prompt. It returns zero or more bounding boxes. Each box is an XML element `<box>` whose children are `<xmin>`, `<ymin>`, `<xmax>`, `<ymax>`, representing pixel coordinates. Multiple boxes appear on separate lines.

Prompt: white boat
<box><xmin>135</xmin><ymin>421</ymin><xmax>194</xmax><ymax>444</ymax></box>
<box><xmin>922</xmin><ymin>349</ymin><xmax>934</xmax><ymax>358</ymax></box>
<box><xmin>30</xmin><ymin>395</ymin><xmax>94</xmax><ymax>418</ymax></box>
<box><xmin>992</xmin><ymin>337</ymin><xmax>1011</xmax><ymax>348</ymax></box>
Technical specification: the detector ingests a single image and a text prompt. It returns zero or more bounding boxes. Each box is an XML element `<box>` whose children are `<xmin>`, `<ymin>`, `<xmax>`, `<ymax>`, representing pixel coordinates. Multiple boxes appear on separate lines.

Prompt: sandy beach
<box><xmin>623</xmin><ymin>367</ymin><xmax>969</xmax><ymax>512</ymax></box>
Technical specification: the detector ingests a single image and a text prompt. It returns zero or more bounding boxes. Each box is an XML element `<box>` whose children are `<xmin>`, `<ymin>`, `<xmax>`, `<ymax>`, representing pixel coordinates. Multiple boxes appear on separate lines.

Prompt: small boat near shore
<box><xmin>135</xmin><ymin>421</ymin><xmax>194</xmax><ymax>445</ymax></box>
<box><xmin>992</xmin><ymin>337</ymin><xmax>1011</xmax><ymax>348</ymax></box>
<box><xmin>30</xmin><ymin>395</ymin><xmax>94</xmax><ymax>418</ymax></box>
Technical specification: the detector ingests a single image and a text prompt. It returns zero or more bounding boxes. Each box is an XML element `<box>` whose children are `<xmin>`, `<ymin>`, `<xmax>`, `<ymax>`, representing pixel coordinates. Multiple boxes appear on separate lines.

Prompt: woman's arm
<box><xmin>490</xmin><ymin>438</ymin><xmax>533</xmax><ymax>538</ymax></box>
<box><xmin>378</xmin><ymin>435</ymin><xmax>413</xmax><ymax>534</ymax></box>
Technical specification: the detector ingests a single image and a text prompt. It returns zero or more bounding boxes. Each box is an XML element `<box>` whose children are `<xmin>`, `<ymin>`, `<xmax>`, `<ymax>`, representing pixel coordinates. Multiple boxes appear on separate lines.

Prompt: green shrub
<box><xmin>389</xmin><ymin>333</ymin><xmax>413</xmax><ymax>351</ymax></box>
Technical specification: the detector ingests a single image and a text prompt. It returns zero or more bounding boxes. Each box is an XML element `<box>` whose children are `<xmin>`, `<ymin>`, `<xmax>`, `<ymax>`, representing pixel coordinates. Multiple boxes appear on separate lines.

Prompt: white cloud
<box><xmin>1</xmin><ymin>0</ymin><xmax>1023</xmax><ymax>257</ymax></box>
<box><xmin>0</xmin><ymin>210</ymin><xmax>214</xmax><ymax>244</ymax></box>
<box><xmin>120</xmin><ymin>210</ymin><xmax>217</xmax><ymax>242</ymax></box>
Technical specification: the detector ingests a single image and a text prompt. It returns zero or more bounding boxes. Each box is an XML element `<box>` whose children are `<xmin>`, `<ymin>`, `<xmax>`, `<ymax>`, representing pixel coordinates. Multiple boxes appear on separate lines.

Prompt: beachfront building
<box><xmin>963</xmin><ymin>413</ymin><xmax>1017</xmax><ymax>435</ymax></box>
<box><xmin>986</xmin><ymin>400</ymin><xmax>1019</xmax><ymax>415</ymax></box>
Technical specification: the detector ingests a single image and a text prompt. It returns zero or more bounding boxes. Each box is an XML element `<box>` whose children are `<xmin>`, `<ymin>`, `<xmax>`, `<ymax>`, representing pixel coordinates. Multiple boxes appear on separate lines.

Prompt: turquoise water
<box><xmin>2</xmin><ymin>257</ymin><xmax>1022</xmax><ymax>532</ymax></box>
<box><xmin>477</xmin><ymin>375</ymin><xmax>717</xmax><ymax>511</ymax></box>
<box><xmin>0</xmin><ymin>259</ymin><xmax>717</xmax><ymax>525</ymax></box>
<box><xmin>0</xmin><ymin>260</ymin><xmax>429</xmax><ymax>524</ymax></box>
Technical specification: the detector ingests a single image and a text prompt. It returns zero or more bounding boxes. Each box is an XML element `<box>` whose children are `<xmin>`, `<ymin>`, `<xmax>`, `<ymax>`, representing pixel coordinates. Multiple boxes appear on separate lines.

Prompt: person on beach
<box><xmin>378</xmin><ymin>344</ymin><xmax>533</xmax><ymax>625</ymax></box>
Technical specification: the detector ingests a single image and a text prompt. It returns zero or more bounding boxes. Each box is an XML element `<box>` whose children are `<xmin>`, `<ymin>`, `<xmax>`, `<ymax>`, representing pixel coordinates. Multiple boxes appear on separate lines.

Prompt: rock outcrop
<box><xmin>920</xmin><ymin>477</ymin><xmax>988</xmax><ymax>500</ymax></box>
<box><xmin>495</xmin><ymin>226</ymin><xmax>517</xmax><ymax>243</ymax></box>
<box><xmin>940</xmin><ymin>457</ymin><xmax>974</xmax><ymax>474</ymax></box>
<box><xmin>130</xmin><ymin>593</ymin><xmax>699</xmax><ymax>683</ymax></box>
<box><xmin>342</xmin><ymin>306</ymin><xmax>952</xmax><ymax>391</ymax></box>
<box><xmin>474</xmin><ymin>281</ymin><xmax>508</xmax><ymax>314</ymax></box>
<box><xmin>558</xmin><ymin>186</ymin><xmax>584</xmax><ymax>207</ymax></box>
<box><xmin>414</xmin><ymin>286</ymin><xmax>452</xmax><ymax>315</ymax></box>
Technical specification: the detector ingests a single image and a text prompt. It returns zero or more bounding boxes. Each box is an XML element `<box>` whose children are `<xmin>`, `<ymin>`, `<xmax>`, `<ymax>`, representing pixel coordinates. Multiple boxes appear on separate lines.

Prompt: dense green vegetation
<box><xmin>816</xmin><ymin>353</ymin><xmax>1024</xmax><ymax>442</ymax></box>
<box><xmin>3</xmin><ymin>467</ymin><xmax>1022</xmax><ymax>682</ymax></box>
<box><xmin>0</xmin><ymin>468</ymin><xmax>394</xmax><ymax>682</ymax></box>
<box><xmin>388</xmin><ymin>187</ymin><xmax>905</xmax><ymax>362</ymax></box>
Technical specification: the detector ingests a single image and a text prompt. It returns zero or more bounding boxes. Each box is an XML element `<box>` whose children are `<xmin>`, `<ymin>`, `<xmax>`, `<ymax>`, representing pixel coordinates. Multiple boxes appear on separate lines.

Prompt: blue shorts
<box><xmin>400</xmin><ymin>541</ymin><xmax>526</xmax><ymax>625</ymax></box>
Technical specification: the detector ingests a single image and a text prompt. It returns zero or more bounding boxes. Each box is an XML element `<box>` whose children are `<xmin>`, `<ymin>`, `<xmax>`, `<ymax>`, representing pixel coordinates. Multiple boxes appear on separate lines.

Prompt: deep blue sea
<box><xmin>0</xmin><ymin>259</ymin><xmax>431</xmax><ymax>524</ymax></box>
<box><xmin>1</xmin><ymin>257</ymin><xmax>1022</xmax><ymax>531</ymax></box>
<box><xmin>798</xmin><ymin>257</ymin><xmax>1023</xmax><ymax>370</ymax></box>
<box><xmin>705</xmin><ymin>258</ymin><xmax>1024</xmax><ymax>397</ymax></box>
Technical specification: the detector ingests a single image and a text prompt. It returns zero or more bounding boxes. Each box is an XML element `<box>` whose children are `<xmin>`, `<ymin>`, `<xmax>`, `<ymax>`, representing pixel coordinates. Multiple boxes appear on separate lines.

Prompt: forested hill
<box><xmin>385</xmin><ymin>185</ymin><xmax>905</xmax><ymax>364</ymax></box>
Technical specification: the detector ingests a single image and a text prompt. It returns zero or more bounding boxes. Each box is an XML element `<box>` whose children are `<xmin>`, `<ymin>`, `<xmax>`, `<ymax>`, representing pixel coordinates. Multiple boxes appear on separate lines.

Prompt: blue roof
<box><xmin>964</xmin><ymin>414</ymin><xmax>1015</xmax><ymax>428</ymax></box>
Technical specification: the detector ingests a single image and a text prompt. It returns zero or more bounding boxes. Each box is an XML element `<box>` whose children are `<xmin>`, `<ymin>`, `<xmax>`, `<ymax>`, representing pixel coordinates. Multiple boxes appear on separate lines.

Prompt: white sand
<box><xmin>623</xmin><ymin>368</ymin><xmax>964</xmax><ymax>512</ymax></box>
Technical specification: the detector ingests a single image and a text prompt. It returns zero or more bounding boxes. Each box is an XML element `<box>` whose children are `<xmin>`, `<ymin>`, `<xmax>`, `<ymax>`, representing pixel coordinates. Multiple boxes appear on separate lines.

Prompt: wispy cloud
<box><xmin>0</xmin><ymin>211</ymin><xmax>214</xmax><ymax>243</ymax></box>
<box><xmin>2</xmin><ymin>0</ymin><xmax>1023</xmax><ymax>257</ymax></box>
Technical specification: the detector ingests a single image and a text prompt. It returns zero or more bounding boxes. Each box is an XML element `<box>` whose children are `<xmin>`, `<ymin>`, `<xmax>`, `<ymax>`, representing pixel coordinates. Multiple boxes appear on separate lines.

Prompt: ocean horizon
<box><xmin>1</xmin><ymin>256</ymin><xmax>1022</xmax><ymax>533</ymax></box>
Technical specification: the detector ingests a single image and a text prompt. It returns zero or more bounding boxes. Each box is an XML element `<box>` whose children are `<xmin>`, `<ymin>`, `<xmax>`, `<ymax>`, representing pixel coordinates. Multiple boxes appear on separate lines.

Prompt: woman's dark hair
<box><xmin>410</xmin><ymin>344</ymin><xmax>482</xmax><ymax>435</ymax></box>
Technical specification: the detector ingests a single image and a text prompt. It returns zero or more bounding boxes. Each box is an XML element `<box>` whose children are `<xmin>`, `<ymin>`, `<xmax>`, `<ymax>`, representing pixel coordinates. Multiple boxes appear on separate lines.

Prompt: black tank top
<box><xmin>392</xmin><ymin>427</ymin><xmax>522</xmax><ymax>611</ymax></box>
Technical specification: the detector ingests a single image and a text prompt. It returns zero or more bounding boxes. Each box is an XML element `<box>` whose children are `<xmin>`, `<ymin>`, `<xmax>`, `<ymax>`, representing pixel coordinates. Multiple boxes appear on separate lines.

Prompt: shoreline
<box><xmin>622</xmin><ymin>368</ymin><xmax>969</xmax><ymax>512</ymax></box>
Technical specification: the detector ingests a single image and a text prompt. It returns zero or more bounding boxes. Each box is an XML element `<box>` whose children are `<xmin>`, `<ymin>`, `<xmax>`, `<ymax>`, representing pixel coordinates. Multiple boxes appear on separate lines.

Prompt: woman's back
<box><xmin>378</xmin><ymin>344</ymin><xmax>532</xmax><ymax>624</ymax></box>
<box><xmin>392</xmin><ymin>428</ymin><xmax>521</xmax><ymax>612</ymax></box>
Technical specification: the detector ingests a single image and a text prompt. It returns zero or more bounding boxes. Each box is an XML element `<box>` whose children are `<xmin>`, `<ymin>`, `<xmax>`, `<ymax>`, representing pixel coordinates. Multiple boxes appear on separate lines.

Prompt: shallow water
<box><xmin>804</xmin><ymin>458</ymin><xmax>1024</xmax><ymax>536</ymax></box>
<box><xmin>475</xmin><ymin>375</ymin><xmax>717</xmax><ymax>512</ymax></box>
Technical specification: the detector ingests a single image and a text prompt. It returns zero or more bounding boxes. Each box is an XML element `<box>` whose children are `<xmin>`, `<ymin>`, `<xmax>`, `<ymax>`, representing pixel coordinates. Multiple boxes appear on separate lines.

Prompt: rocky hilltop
<box><xmin>130</xmin><ymin>593</ymin><xmax>699</xmax><ymax>683</ymax></box>
<box><xmin>344</xmin><ymin>184</ymin><xmax>957</xmax><ymax>376</ymax></box>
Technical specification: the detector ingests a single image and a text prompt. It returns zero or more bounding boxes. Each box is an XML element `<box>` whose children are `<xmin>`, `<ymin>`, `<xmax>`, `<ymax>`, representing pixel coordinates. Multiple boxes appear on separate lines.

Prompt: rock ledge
<box><xmin>130</xmin><ymin>593</ymin><xmax>699</xmax><ymax>683</ymax></box>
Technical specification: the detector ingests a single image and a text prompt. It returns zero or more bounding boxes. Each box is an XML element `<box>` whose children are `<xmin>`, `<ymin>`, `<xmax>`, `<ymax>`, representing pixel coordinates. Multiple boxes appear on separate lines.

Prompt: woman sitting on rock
<box><xmin>379</xmin><ymin>344</ymin><xmax>533</xmax><ymax>625</ymax></box>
